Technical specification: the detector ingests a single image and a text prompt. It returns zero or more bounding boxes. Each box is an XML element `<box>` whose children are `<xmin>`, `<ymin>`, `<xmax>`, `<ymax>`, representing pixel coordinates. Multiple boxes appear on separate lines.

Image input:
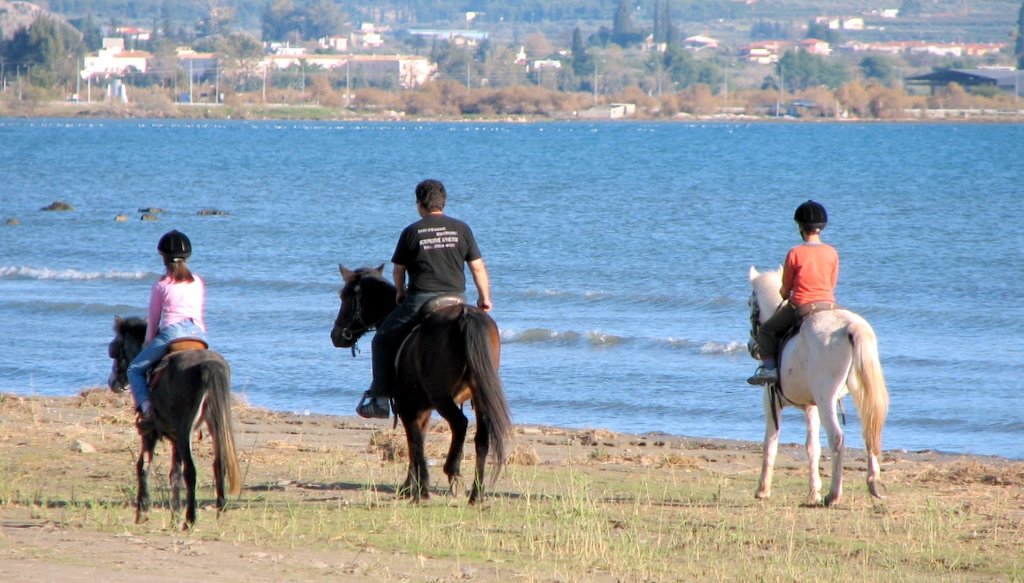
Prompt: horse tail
<box><xmin>847</xmin><ymin>320</ymin><xmax>890</xmax><ymax>458</ymax></box>
<box><xmin>201</xmin><ymin>357</ymin><xmax>242</xmax><ymax>497</ymax></box>
<box><xmin>461</xmin><ymin>307</ymin><xmax>513</xmax><ymax>478</ymax></box>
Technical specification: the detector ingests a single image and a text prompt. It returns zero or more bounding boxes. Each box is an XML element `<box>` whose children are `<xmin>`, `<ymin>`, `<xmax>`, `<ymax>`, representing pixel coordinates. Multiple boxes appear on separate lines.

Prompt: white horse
<box><xmin>748</xmin><ymin>266</ymin><xmax>889</xmax><ymax>506</ymax></box>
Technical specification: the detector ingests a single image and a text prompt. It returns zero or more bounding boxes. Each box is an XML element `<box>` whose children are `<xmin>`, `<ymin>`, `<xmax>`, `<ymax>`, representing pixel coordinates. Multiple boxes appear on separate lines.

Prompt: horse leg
<box><xmin>819</xmin><ymin>399</ymin><xmax>846</xmax><ymax>506</ymax></box>
<box><xmin>803</xmin><ymin>405</ymin><xmax>823</xmax><ymax>505</ymax></box>
<box><xmin>434</xmin><ymin>398</ymin><xmax>468</xmax><ymax>497</ymax></box>
<box><xmin>755</xmin><ymin>392</ymin><xmax>782</xmax><ymax>500</ymax></box>
<box><xmin>135</xmin><ymin>436</ymin><xmax>157</xmax><ymax>523</ymax></box>
<box><xmin>468</xmin><ymin>413</ymin><xmax>491</xmax><ymax>505</ymax></box>
<box><xmin>169</xmin><ymin>446</ymin><xmax>184</xmax><ymax>514</ymax></box>
<box><xmin>398</xmin><ymin>409</ymin><xmax>431</xmax><ymax>501</ymax></box>
<box><xmin>866</xmin><ymin>447</ymin><xmax>883</xmax><ymax>499</ymax></box>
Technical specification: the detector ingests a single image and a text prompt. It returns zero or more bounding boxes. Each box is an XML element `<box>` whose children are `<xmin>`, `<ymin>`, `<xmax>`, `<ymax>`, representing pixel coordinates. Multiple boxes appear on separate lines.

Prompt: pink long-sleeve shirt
<box><xmin>146</xmin><ymin>275</ymin><xmax>207</xmax><ymax>343</ymax></box>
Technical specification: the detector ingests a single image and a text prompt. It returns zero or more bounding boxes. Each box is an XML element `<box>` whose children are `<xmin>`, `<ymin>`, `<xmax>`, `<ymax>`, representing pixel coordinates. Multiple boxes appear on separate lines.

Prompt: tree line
<box><xmin>2</xmin><ymin>0</ymin><xmax>1022</xmax><ymax>117</ymax></box>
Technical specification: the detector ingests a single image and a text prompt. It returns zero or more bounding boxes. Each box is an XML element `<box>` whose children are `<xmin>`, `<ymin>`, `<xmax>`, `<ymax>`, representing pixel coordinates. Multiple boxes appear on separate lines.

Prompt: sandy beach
<box><xmin>0</xmin><ymin>388</ymin><xmax>1021</xmax><ymax>582</ymax></box>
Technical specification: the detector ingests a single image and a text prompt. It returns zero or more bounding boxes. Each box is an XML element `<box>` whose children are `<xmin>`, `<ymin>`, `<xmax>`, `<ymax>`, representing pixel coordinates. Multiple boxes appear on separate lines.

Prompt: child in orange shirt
<box><xmin>748</xmin><ymin>200</ymin><xmax>838</xmax><ymax>385</ymax></box>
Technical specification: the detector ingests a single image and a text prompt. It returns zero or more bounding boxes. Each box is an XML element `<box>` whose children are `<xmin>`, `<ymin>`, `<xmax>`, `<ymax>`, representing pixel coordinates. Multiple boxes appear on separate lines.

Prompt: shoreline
<box><xmin>2</xmin><ymin>386</ymin><xmax>1019</xmax><ymax>464</ymax></box>
<box><xmin>5</xmin><ymin>387</ymin><xmax>1020</xmax><ymax>467</ymax></box>
<box><xmin>2</xmin><ymin>102</ymin><xmax>1024</xmax><ymax>124</ymax></box>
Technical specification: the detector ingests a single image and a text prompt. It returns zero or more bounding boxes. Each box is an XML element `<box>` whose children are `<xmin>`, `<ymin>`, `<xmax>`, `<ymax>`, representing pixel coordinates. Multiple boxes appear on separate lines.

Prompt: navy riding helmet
<box><xmin>794</xmin><ymin>200</ymin><xmax>827</xmax><ymax>231</ymax></box>
<box><xmin>157</xmin><ymin>230</ymin><xmax>192</xmax><ymax>260</ymax></box>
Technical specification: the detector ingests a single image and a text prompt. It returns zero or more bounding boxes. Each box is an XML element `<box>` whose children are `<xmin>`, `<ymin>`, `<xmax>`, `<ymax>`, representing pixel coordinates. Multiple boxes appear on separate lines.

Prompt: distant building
<box><xmin>407</xmin><ymin>29</ymin><xmax>489</xmax><ymax>47</ymax></box>
<box><xmin>684</xmin><ymin>35</ymin><xmax>720</xmax><ymax>51</ymax></box>
<box><xmin>81</xmin><ymin>37</ymin><xmax>150</xmax><ymax>78</ymax></box>
<box><xmin>800</xmin><ymin>38</ymin><xmax>832</xmax><ymax>56</ymax></box>
<box><xmin>577</xmin><ymin>103</ymin><xmax>635</xmax><ymax>119</ymax></box>
<box><xmin>114</xmin><ymin>26</ymin><xmax>151</xmax><ymax>43</ymax></box>
<box><xmin>906</xmin><ymin>68</ymin><xmax>1024</xmax><ymax>97</ymax></box>
<box><xmin>740</xmin><ymin>41</ymin><xmax>785</xmax><ymax>64</ymax></box>
<box><xmin>177</xmin><ymin>47</ymin><xmax>218</xmax><ymax>80</ymax></box>
<box><xmin>263</xmin><ymin>54</ymin><xmax>435</xmax><ymax>88</ymax></box>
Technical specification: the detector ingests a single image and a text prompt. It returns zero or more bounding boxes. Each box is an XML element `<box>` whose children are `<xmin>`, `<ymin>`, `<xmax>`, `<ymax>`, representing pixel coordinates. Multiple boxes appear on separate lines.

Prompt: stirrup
<box><xmin>746</xmin><ymin>366</ymin><xmax>778</xmax><ymax>386</ymax></box>
<box><xmin>356</xmin><ymin>391</ymin><xmax>390</xmax><ymax>419</ymax></box>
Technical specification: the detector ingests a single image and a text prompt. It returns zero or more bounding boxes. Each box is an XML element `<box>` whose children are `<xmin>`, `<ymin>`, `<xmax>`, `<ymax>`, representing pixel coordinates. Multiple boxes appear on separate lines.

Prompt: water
<box><xmin>1</xmin><ymin>119</ymin><xmax>1022</xmax><ymax>460</ymax></box>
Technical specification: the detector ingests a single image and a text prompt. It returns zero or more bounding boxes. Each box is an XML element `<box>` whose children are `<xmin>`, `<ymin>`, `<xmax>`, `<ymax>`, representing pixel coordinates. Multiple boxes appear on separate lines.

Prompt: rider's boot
<box><xmin>356</xmin><ymin>390</ymin><xmax>390</xmax><ymax>419</ymax></box>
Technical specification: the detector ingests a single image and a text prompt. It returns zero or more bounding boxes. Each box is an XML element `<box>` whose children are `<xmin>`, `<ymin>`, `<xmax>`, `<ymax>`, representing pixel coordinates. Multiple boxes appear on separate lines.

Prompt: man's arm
<box><xmin>468</xmin><ymin>258</ymin><xmax>492</xmax><ymax>311</ymax></box>
<box><xmin>393</xmin><ymin>264</ymin><xmax>407</xmax><ymax>304</ymax></box>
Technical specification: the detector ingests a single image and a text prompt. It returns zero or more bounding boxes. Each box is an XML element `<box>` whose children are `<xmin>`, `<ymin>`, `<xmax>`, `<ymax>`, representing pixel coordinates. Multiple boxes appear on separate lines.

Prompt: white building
<box><xmin>81</xmin><ymin>38</ymin><xmax>150</xmax><ymax>78</ymax></box>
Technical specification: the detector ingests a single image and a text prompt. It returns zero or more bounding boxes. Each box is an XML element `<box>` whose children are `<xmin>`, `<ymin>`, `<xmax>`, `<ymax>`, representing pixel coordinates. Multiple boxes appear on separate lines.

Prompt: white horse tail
<box><xmin>847</xmin><ymin>319</ymin><xmax>890</xmax><ymax>458</ymax></box>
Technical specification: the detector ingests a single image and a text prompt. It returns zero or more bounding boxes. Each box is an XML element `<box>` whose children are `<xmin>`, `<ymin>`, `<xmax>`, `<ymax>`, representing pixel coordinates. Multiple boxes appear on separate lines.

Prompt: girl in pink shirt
<box><xmin>127</xmin><ymin>230</ymin><xmax>208</xmax><ymax>423</ymax></box>
<box><xmin>748</xmin><ymin>201</ymin><xmax>838</xmax><ymax>385</ymax></box>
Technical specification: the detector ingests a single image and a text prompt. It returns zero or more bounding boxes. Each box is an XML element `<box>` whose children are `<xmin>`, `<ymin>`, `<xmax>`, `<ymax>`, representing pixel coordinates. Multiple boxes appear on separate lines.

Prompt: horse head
<box><xmin>108</xmin><ymin>315</ymin><xmax>146</xmax><ymax>392</ymax></box>
<box><xmin>331</xmin><ymin>263</ymin><xmax>397</xmax><ymax>351</ymax></box>
<box><xmin>747</xmin><ymin>266</ymin><xmax>785</xmax><ymax>359</ymax></box>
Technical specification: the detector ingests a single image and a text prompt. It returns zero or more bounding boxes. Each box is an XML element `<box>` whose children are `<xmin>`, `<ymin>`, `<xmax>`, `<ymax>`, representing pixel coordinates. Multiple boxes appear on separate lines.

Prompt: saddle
<box><xmin>417</xmin><ymin>295</ymin><xmax>465</xmax><ymax>317</ymax></box>
<box><xmin>775</xmin><ymin>302</ymin><xmax>841</xmax><ymax>361</ymax></box>
<box><xmin>148</xmin><ymin>338</ymin><xmax>209</xmax><ymax>389</ymax></box>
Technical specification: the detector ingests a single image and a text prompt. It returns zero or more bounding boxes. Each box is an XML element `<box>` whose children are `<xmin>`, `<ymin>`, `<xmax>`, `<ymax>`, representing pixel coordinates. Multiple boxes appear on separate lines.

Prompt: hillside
<box><xmin>20</xmin><ymin>0</ymin><xmax>1024</xmax><ymax>45</ymax></box>
<box><xmin>0</xmin><ymin>1</ymin><xmax>44</xmax><ymax>40</ymax></box>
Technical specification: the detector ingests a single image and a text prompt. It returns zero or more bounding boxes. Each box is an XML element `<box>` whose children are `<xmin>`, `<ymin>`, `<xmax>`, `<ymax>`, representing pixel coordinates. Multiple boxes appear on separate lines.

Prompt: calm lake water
<box><xmin>1</xmin><ymin>118</ymin><xmax>1021</xmax><ymax>460</ymax></box>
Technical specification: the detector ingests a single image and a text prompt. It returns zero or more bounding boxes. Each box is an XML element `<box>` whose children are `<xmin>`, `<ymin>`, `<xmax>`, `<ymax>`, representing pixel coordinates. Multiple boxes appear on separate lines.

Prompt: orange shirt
<box><xmin>782</xmin><ymin>243</ymin><xmax>838</xmax><ymax>306</ymax></box>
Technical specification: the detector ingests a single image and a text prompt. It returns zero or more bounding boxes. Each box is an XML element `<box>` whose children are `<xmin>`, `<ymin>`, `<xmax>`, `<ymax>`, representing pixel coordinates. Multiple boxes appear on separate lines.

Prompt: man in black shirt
<box><xmin>357</xmin><ymin>179</ymin><xmax>493</xmax><ymax>418</ymax></box>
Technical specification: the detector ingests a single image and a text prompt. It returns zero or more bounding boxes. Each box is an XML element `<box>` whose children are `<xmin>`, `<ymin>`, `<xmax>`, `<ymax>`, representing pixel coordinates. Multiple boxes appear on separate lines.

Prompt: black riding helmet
<box><xmin>157</xmin><ymin>230</ymin><xmax>192</xmax><ymax>260</ymax></box>
<box><xmin>794</xmin><ymin>200</ymin><xmax>827</xmax><ymax>232</ymax></box>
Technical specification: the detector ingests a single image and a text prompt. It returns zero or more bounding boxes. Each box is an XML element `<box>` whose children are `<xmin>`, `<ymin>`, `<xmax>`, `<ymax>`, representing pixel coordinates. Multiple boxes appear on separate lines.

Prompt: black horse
<box><xmin>107</xmin><ymin>315</ymin><xmax>242</xmax><ymax>528</ymax></box>
<box><xmin>331</xmin><ymin>264</ymin><xmax>513</xmax><ymax>504</ymax></box>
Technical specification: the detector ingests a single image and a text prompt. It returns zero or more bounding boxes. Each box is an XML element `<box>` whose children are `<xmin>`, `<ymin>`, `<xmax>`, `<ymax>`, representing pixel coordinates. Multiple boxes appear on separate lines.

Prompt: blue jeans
<box><xmin>369</xmin><ymin>292</ymin><xmax>463</xmax><ymax>398</ymax></box>
<box><xmin>127</xmin><ymin>319</ymin><xmax>207</xmax><ymax>410</ymax></box>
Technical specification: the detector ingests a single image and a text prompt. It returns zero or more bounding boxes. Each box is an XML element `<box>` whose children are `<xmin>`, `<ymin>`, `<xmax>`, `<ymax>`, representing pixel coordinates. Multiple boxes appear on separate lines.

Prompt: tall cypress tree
<box><xmin>571</xmin><ymin>27</ymin><xmax>594</xmax><ymax>79</ymax></box>
<box><xmin>1016</xmin><ymin>0</ymin><xmax>1024</xmax><ymax>69</ymax></box>
<box><xmin>611</xmin><ymin>0</ymin><xmax>637</xmax><ymax>47</ymax></box>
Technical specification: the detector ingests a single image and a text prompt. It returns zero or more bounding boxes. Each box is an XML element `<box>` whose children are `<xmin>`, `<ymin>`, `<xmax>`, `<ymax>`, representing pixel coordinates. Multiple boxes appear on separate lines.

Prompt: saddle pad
<box><xmin>167</xmin><ymin>338</ymin><xmax>208</xmax><ymax>352</ymax></box>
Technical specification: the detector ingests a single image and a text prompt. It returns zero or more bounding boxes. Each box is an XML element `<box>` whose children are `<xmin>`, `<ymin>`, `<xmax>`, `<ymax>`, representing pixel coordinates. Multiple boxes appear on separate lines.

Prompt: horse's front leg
<box><xmin>434</xmin><ymin>398</ymin><xmax>468</xmax><ymax>496</ymax></box>
<box><xmin>819</xmin><ymin>399</ymin><xmax>846</xmax><ymax>506</ymax></box>
<box><xmin>135</xmin><ymin>436</ymin><xmax>157</xmax><ymax>523</ymax></box>
<box><xmin>755</xmin><ymin>391</ymin><xmax>782</xmax><ymax>500</ymax></box>
<box><xmin>468</xmin><ymin>414</ymin><xmax>491</xmax><ymax>505</ymax></box>
<box><xmin>803</xmin><ymin>405</ymin><xmax>823</xmax><ymax>505</ymax></box>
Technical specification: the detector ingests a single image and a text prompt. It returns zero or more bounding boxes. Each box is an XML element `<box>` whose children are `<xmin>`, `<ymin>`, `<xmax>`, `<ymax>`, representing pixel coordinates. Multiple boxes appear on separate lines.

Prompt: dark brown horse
<box><xmin>107</xmin><ymin>315</ymin><xmax>242</xmax><ymax>528</ymax></box>
<box><xmin>331</xmin><ymin>264</ymin><xmax>512</xmax><ymax>504</ymax></box>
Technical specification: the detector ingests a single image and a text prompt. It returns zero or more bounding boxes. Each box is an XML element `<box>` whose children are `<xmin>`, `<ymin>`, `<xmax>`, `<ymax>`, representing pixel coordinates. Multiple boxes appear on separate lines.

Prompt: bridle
<box><xmin>335</xmin><ymin>278</ymin><xmax>383</xmax><ymax>357</ymax></box>
<box><xmin>108</xmin><ymin>334</ymin><xmax>138</xmax><ymax>392</ymax></box>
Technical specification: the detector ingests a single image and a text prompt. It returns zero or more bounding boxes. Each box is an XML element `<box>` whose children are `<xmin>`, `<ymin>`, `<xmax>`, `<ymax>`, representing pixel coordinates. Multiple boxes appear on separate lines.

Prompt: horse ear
<box><xmin>749</xmin><ymin>266</ymin><xmax>759</xmax><ymax>281</ymax></box>
<box><xmin>113</xmin><ymin>315</ymin><xmax>122</xmax><ymax>331</ymax></box>
<box><xmin>339</xmin><ymin>264</ymin><xmax>355</xmax><ymax>282</ymax></box>
<box><xmin>376</xmin><ymin>263</ymin><xmax>385</xmax><ymax>275</ymax></box>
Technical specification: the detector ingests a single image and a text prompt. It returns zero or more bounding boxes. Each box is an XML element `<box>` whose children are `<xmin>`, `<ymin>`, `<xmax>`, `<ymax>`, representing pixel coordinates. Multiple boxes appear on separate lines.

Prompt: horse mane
<box><xmin>749</xmin><ymin>266</ymin><xmax>784</xmax><ymax>317</ymax></box>
<box><xmin>119</xmin><ymin>316</ymin><xmax>147</xmax><ymax>342</ymax></box>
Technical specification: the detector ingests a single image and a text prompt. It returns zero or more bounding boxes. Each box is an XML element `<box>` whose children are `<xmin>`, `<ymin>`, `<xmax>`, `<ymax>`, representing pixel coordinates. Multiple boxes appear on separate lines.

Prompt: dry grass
<box><xmin>1</xmin><ymin>390</ymin><xmax>1022</xmax><ymax>582</ymax></box>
